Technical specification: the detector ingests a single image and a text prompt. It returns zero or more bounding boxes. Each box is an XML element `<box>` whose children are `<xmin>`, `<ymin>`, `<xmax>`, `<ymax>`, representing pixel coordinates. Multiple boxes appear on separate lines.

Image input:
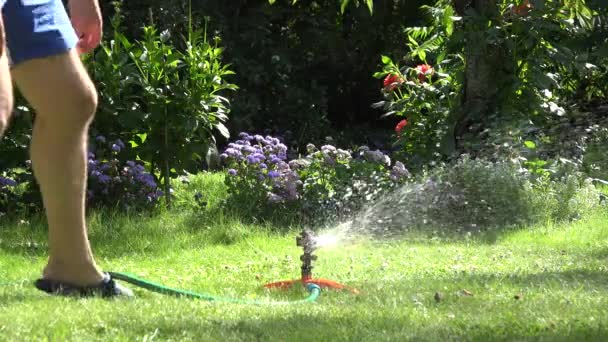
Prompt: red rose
<box><xmin>383</xmin><ymin>73</ymin><xmax>403</xmax><ymax>91</ymax></box>
<box><xmin>395</xmin><ymin>119</ymin><xmax>408</xmax><ymax>135</ymax></box>
<box><xmin>415</xmin><ymin>64</ymin><xmax>434</xmax><ymax>82</ymax></box>
<box><xmin>512</xmin><ymin>0</ymin><xmax>532</xmax><ymax>16</ymax></box>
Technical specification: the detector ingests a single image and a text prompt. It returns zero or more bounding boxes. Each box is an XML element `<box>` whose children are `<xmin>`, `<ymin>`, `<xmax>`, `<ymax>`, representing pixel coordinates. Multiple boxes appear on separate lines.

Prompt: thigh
<box><xmin>11</xmin><ymin>49</ymin><xmax>95</xmax><ymax>120</ymax></box>
<box><xmin>2</xmin><ymin>0</ymin><xmax>78</xmax><ymax>66</ymax></box>
<box><xmin>0</xmin><ymin>15</ymin><xmax>13</xmax><ymax>123</ymax></box>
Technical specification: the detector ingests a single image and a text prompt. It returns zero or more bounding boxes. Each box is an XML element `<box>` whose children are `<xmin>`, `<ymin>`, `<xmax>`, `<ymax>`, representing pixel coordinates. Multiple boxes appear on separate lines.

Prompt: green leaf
<box><xmin>137</xmin><ymin>133</ymin><xmax>148</xmax><ymax>143</ymax></box>
<box><xmin>365</xmin><ymin>0</ymin><xmax>373</xmax><ymax>14</ymax></box>
<box><xmin>443</xmin><ymin>5</ymin><xmax>454</xmax><ymax>36</ymax></box>
<box><xmin>216</xmin><ymin>123</ymin><xmax>230</xmax><ymax>139</ymax></box>
<box><xmin>340</xmin><ymin>0</ymin><xmax>350</xmax><ymax>14</ymax></box>
<box><xmin>524</xmin><ymin>140</ymin><xmax>536</xmax><ymax>149</ymax></box>
<box><xmin>381</xmin><ymin>55</ymin><xmax>392</xmax><ymax>65</ymax></box>
<box><xmin>268</xmin><ymin>0</ymin><xmax>275</xmax><ymax>3</ymax></box>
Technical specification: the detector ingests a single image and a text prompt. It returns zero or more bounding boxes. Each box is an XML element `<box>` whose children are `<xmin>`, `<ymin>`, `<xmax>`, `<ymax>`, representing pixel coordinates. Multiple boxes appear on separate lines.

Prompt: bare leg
<box><xmin>11</xmin><ymin>49</ymin><xmax>103</xmax><ymax>286</ymax></box>
<box><xmin>0</xmin><ymin>17</ymin><xmax>13</xmax><ymax>136</ymax></box>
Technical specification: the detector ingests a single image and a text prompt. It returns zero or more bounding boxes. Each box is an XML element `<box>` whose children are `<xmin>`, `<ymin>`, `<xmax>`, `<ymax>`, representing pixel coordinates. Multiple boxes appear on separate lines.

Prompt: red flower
<box><xmin>395</xmin><ymin>119</ymin><xmax>408</xmax><ymax>135</ymax></box>
<box><xmin>383</xmin><ymin>73</ymin><xmax>403</xmax><ymax>91</ymax></box>
<box><xmin>415</xmin><ymin>64</ymin><xmax>434</xmax><ymax>82</ymax></box>
<box><xmin>512</xmin><ymin>0</ymin><xmax>532</xmax><ymax>16</ymax></box>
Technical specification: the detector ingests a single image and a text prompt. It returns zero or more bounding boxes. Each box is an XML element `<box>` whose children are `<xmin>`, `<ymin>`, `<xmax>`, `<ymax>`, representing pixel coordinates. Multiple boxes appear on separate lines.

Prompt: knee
<box><xmin>48</xmin><ymin>81</ymin><xmax>98</xmax><ymax>128</ymax></box>
<box><xmin>70</xmin><ymin>83</ymin><xmax>98</xmax><ymax>126</ymax></box>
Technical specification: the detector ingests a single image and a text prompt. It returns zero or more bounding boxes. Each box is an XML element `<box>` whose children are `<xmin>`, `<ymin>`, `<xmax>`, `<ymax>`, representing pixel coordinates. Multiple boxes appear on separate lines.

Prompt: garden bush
<box><xmin>86</xmin><ymin>136</ymin><xmax>164</xmax><ymax>210</ymax></box>
<box><xmin>84</xmin><ymin>4</ymin><xmax>237</xmax><ymax>206</ymax></box>
<box><xmin>349</xmin><ymin>156</ymin><xmax>602</xmax><ymax>236</ymax></box>
<box><xmin>220</xmin><ymin>132</ymin><xmax>410</xmax><ymax>225</ymax></box>
<box><xmin>0</xmin><ymin>173</ymin><xmax>19</xmax><ymax>216</ymax></box>
<box><xmin>102</xmin><ymin>0</ymin><xmax>430</xmax><ymax>148</ymax></box>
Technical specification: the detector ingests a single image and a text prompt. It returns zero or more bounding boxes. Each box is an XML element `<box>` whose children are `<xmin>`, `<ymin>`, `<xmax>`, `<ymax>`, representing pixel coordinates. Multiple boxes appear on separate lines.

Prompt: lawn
<box><xmin>1</xmin><ymin>188</ymin><xmax>608</xmax><ymax>341</ymax></box>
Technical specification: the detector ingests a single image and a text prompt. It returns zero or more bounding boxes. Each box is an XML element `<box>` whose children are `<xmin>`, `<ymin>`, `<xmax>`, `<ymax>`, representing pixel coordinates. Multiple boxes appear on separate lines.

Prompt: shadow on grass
<box><xmin>116</xmin><ymin>269</ymin><xmax>608</xmax><ymax>340</ymax></box>
<box><xmin>1</xmin><ymin>269</ymin><xmax>608</xmax><ymax>340</ymax></box>
<box><xmin>94</xmin><ymin>298</ymin><xmax>608</xmax><ymax>341</ymax></box>
<box><xmin>0</xmin><ymin>209</ymin><xmax>297</xmax><ymax>258</ymax></box>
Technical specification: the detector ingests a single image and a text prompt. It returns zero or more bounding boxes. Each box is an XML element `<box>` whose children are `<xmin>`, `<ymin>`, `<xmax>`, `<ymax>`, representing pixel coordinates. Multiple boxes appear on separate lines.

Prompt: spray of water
<box><xmin>308</xmin><ymin>174</ymin><xmax>499</xmax><ymax>247</ymax></box>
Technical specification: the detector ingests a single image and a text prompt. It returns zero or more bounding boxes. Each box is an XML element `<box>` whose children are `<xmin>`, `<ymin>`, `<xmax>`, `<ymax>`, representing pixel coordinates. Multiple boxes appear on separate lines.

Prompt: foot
<box><xmin>35</xmin><ymin>272</ymin><xmax>134</xmax><ymax>298</ymax></box>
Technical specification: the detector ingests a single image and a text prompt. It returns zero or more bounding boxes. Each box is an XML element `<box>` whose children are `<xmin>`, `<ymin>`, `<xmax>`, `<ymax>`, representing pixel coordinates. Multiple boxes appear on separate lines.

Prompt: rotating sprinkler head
<box><xmin>263</xmin><ymin>228</ymin><xmax>359</xmax><ymax>294</ymax></box>
<box><xmin>296</xmin><ymin>229</ymin><xmax>318</xmax><ymax>280</ymax></box>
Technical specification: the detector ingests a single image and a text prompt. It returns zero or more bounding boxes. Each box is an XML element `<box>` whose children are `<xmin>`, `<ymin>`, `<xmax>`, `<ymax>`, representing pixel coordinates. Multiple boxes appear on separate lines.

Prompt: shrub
<box><xmin>583</xmin><ymin>126</ymin><xmax>608</xmax><ymax>181</ymax></box>
<box><xmin>220</xmin><ymin>132</ymin><xmax>411</xmax><ymax>225</ymax></box>
<box><xmin>349</xmin><ymin>156</ymin><xmax>602</xmax><ymax>236</ymax></box>
<box><xmin>87</xmin><ymin>136</ymin><xmax>163</xmax><ymax>210</ymax></box>
<box><xmin>0</xmin><ymin>174</ymin><xmax>19</xmax><ymax>216</ymax></box>
<box><xmin>85</xmin><ymin>4</ymin><xmax>237</xmax><ymax>207</ymax></box>
<box><xmin>219</xmin><ymin>132</ymin><xmax>299</xmax><ymax>218</ymax></box>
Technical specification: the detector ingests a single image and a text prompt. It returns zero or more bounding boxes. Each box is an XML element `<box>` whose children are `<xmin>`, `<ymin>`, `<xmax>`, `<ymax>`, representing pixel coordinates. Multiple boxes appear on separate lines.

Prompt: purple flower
<box><xmin>246</xmin><ymin>155</ymin><xmax>259</xmax><ymax>164</ymax></box>
<box><xmin>0</xmin><ymin>177</ymin><xmax>17</xmax><ymax>187</ymax></box>
<box><xmin>268</xmin><ymin>171</ymin><xmax>280</xmax><ymax>178</ymax></box>
<box><xmin>259</xmin><ymin>163</ymin><xmax>268</xmax><ymax>169</ymax></box>
<box><xmin>252</xmin><ymin>153</ymin><xmax>266</xmax><ymax>161</ymax></box>
<box><xmin>111</xmin><ymin>144</ymin><xmax>122</xmax><ymax>153</ymax></box>
<box><xmin>98</xmin><ymin>174</ymin><xmax>112</xmax><ymax>184</ymax></box>
<box><xmin>268</xmin><ymin>193</ymin><xmax>284</xmax><ymax>203</ymax></box>
<box><xmin>95</xmin><ymin>135</ymin><xmax>106</xmax><ymax>143</ymax></box>
<box><xmin>390</xmin><ymin>161</ymin><xmax>411</xmax><ymax>181</ymax></box>
<box><xmin>238</xmin><ymin>132</ymin><xmax>250</xmax><ymax>140</ymax></box>
<box><xmin>224</xmin><ymin>148</ymin><xmax>241</xmax><ymax>158</ymax></box>
<box><xmin>289</xmin><ymin>159</ymin><xmax>310</xmax><ymax>170</ymax></box>
<box><xmin>228</xmin><ymin>169</ymin><xmax>238</xmax><ymax>176</ymax></box>
<box><xmin>242</xmin><ymin>146</ymin><xmax>257</xmax><ymax>154</ymax></box>
<box><xmin>115</xmin><ymin>139</ymin><xmax>125</xmax><ymax>149</ymax></box>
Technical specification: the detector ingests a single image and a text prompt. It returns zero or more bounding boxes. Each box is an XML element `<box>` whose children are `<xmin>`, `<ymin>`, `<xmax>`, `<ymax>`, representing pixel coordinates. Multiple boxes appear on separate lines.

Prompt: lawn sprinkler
<box><xmin>263</xmin><ymin>229</ymin><xmax>359</xmax><ymax>294</ymax></box>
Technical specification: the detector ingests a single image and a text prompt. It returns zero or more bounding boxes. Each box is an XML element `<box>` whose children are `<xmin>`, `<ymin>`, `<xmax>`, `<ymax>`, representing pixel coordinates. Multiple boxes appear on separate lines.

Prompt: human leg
<box><xmin>11</xmin><ymin>49</ymin><xmax>104</xmax><ymax>286</ymax></box>
<box><xmin>3</xmin><ymin>0</ymin><xmax>129</xmax><ymax>295</ymax></box>
<box><xmin>0</xmin><ymin>16</ymin><xmax>13</xmax><ymax>136</ymax></box>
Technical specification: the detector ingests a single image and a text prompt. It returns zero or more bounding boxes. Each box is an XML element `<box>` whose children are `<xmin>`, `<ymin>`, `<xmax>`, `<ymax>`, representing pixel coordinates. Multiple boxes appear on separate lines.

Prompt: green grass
<box><xmin>1</xmin><ymin>174</ymin><xmax>608</xmax><ymax>341</ymax></box>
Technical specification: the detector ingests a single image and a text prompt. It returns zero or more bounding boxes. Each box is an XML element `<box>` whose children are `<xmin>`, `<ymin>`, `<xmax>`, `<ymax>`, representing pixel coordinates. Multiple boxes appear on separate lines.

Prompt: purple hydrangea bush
<box><xmin>294</xmin><ymin>143</ymin><xmax>410</xmax><ymax>221</ymax></box>
<box><xmin>87</xmin><ymin>136</ymin><xmax>163</xmax><ymax>209</ymax></box>
<box><xmin>221</xmin><ymin>132</ymin><xmax>411</xmax><ymax>221</ymax></box>
<box><xmin>220</xmin><ymin>132</ymin><xmax>301</xmax><ymax>212</ymax></box>
<box><xmin>0</xmin><ymin>174</ymin><xmax>19</xmax><ymax>215</ymax></box>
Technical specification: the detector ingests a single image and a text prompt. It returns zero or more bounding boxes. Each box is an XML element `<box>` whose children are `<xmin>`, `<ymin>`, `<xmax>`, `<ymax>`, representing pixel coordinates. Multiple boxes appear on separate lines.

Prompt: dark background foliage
<box><xmin>99</xmin><ymin>0</ymin><xmax>430</xmax><ymax>149</ymax></box>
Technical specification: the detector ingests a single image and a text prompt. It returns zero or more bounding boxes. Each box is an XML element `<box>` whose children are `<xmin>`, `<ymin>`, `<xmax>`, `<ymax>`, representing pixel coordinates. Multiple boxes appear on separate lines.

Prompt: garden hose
<box><xmin>108</xmin><ymin>272</ymin><xmax>321</xmax><ymax>305</ymax></box>
<box><xmin>0</xmin><ymin>272</ymin><xmax>322</xmax><ymax>305</ymax></box>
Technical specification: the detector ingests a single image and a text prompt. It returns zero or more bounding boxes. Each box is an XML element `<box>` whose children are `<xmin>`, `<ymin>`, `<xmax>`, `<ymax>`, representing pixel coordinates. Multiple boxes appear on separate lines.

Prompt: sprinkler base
<box><xmin>263</xmin><ymin>278</ymin><xmax>359</xmax><ymax>294</ymax></box>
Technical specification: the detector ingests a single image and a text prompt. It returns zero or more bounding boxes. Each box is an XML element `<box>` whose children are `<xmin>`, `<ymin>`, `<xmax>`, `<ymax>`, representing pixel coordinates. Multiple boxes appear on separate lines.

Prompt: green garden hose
<box><xmin>108</xmin><ymin>272</ymin><xmax>321</xmax><ymax>305</ymax></box>
<box><xmin>0</xmin><ymin>273</ymin><xmax>321</xmax><ymax>305</ymax></box>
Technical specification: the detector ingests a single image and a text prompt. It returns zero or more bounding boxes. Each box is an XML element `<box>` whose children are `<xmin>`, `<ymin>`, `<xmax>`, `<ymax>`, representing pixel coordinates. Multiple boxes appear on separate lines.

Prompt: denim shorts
<box><xmin>1</xmin><ymin>0</ymin><xmax>78</xmax><ymax>65</ymax></box>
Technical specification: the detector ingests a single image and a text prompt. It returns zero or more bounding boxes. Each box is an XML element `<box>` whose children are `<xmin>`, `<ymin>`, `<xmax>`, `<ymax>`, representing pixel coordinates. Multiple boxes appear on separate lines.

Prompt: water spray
<box><xmin>263</xmin><ymin>229</ymin><xmax>359</xmax><ymax>294</ymax></box>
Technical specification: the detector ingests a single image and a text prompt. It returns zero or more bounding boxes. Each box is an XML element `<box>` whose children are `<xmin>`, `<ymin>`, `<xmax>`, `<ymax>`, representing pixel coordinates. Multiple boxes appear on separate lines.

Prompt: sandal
<box><xmin>34</xmin><ymin>272</ymin><xmax>134</xmax><ymax>298</ymax></box>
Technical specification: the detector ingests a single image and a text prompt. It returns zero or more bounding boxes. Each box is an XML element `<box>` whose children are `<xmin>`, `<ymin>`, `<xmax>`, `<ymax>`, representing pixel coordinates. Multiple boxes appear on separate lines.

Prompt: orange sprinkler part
<box><xmin>263</xmin><ymin>229</ymin><xmax>359</xmax><ymax>295</ymax></box>
<box><xmin>263</xmin><ymin>277</ymin><xmax>359</xmax><ymax>294</ymax></box>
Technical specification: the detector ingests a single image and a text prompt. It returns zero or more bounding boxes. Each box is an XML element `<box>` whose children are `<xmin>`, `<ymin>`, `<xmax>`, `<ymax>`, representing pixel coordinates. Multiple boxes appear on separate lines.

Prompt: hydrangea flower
<box><xmin>86</xmin><ymin>140</ymin><xmax>163</xmax><ymax>209</ymax></box>
<box><xmin>390</xmin><ymin>161</ymin><xmax>411</xmax><ymax>181</ymax></box>
<box><xmin>0</xmin><ymin>177</ymin><xmax>17</xmax><ymax>187</ymax></box>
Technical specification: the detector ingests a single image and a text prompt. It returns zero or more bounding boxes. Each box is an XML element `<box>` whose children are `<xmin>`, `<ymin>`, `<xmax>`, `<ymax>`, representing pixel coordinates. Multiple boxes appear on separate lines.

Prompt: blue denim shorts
<box><xmin>1</xmin><ymin>0</ymin><xmax>78</xmax><ymax>65</ymax></box>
